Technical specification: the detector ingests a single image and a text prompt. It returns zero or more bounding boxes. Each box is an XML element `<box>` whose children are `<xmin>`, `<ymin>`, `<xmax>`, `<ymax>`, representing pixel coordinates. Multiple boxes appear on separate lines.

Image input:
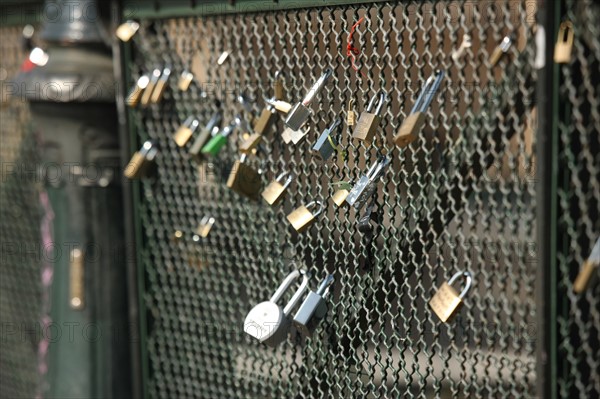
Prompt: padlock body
<box><xmin>353</xmin><ymin>112</ymin><xmax>381</xmax><ymax>144</ymax></box>
<box><xmin>178</xmin><ymin>71</ymin><xmax>194</xmax><ymax>91</ymax></box>
<box><xmin>123</xmin><ymin>152</ymin><xmax>146</xmax><ymax>179</ymax></box>
<box><xmin>239</xmin><ymin>132</ymin><xmax>263</xmax><ymax>154</ymax></box>
<box><xmin>173</xmin><ymin>125</ymin><xmax>193</xmax><ymax>147</ymax></box>
<box><xmin>189</xmin><ymin>128</ymin><xmax>214</xmax><ymax>159</ymax></box>
<box><xmin>273</xmin><ymin>100</ymin><xmax>292</xmax><ymax>114</ymax></box>
<box><xmin>489</xmin><ymin>45</ymin><xmax>505</xmax><ymax>66</ymax></box>
<box><xmin>196</xmin><ymin>222</ymin><xmax>213</xmax><ymax>238</ymax></box>
<box><xmin>244</xmin><ymin>301</ymin><xmax>285</xmax><ymax>343</ymax></box>
<box><xmin>554</xmin><ymin>43</ymin><xmax>573</xmax><ymax>64</ymax></box>
<box><xmin>253</xmin><ymin>108</ymin><xmax>275</xmax><ymax>135</ymax></box>
<box><xmin>125</xmin><ymin>85</ymin><xmax>143</xmax><ymax>107</ymax></box>
<box><xmin>274</xmin><ymin>79</ymin><xmax>285</xmax><ymax>100</ymax></box>
<box><xmin>573</xmin><ymin>260</ymin><xmax>598</xmax><ymax>293</ymax></box>
<box><xmin>292</xmin><ymin>291</ymin><xmax>328</xmax><ymax>337</ymax></box>
<box><xmin>347</xmin><ymin>110</ymin><xmax>356</xmax><ymax>126</ymax></box>
<box><xmin>332</xmin><ymin>189</ymin><xmax>350</xmax><ymax>207</ymax></box>
<box><xmin>150</xmin><ymin>79</ymin><xmax>167</xmax><ymax>104</ymax></box>
<box><xmin>394</xmin><ymin>112</ymin><xmax>426</xmax><ymax>148</ymax></box>
<box><xmin>261</xmin><ymin>181</ymin><xmax>286</xmax><ymax>205</ymax></box>
<box><xmin>312</xmin><ymin>130</ymin><xmax>336</xmax><ymax>161</ymax></box>
<box><xmin>286</xmin><ymin>206</ymin><xmax>316</xmax><ymax>233</ymax></box>
<box><xmin>285</xmin><ymin>103</ymin><xmax>311</xmax><ymax>130</ymax></box>
<box><xmin>201</xmin><ymin>134</ymin><xmax>228</xmax><ymax>156</ymax></box>
<box><xmin>429</xmin><ymin>282</ymin><xmax>462</xmax><ymax>322</ymax></box>
<box><xmin>227</xmin><ymin>161</ymin><xmax>261</xmax><ymax>200</ymax></box>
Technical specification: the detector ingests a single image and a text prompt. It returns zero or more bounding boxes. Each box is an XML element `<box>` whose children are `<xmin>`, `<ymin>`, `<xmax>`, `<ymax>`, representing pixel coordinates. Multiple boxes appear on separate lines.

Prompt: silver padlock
<box><xmin>292</xmin><ymin>274</ymin><xmax>334</xmax><ymax>337</ymax></box>
<box><xmin>244</xmin><ymin>269</ymin><xmax>311</xmax><ymax>347</ymax></box>
<box><xmin>346</xmin><ymin>155</ymin><xmax>391</xmax><ymax>210</ymax></box>
<box><xmin>285</xmin><ymin>68</ymin><xmax>333</xmax><ymax>130</ymax></box>
<box><xmin>312</xmin><ymin>117</ymin><xmax>342</xmax><ymax>161</ymax></box>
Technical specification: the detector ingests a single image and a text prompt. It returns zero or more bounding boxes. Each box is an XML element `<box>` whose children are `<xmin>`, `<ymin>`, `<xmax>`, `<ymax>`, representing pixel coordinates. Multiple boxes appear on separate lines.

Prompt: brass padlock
<box><xmin>573</xmin><ymin>237</ymin><xmax>599</xmax><ymax>293</ymax></box>
<box><xmin>226</xmin><ymin>154</ymin><xmax>262</xmax><ymax>200</ymax></box>
<box><xmin>429</xmin><ymin>271</ymin><xmax>473</xmax><ymax>322</ymax></box>
<box><xmin>352</xmin><ymin>92</ymin><xmax>386</xmax><ymax>144</ymax></box>
<box><xmin>266</xmin><ymin>98</ymin><xmax>292</xmax><ymax>114</ymax></box>
<box><xmin>173</xmin><ymin>116</ymin><xmax>200</xmax><ymax>147</ymax></box>
<box><xmin>394</xmin><ymin>70</ymin><xmax>444</xmax><ymax>148</ymax></box>
<box><xmin>554</xmin><ymin>21</ymin><xmax>574</xmax><ymax>64</ymax></box>
<box><xmin>490</xmin><ymin>34</ymin><xmax>514</xmax><ymax>66</ymax></box>
<box><xmin>196</xmin><ymin>215</ymin><xmax>215</xmax><ymax>238</ymax></box>
<box><xmin>69</xmin><ymin>248</ymin><xmax>84</xmax><ymax>310</ymax></box>
<box><xmin>140</xmin><ymin>68</ymin><xmax>161</xmax><ymax>106</ymax></box>
<box><xmin>116</xmin><ymin>20</ymin><xmax>139</xmax><ymax>42</ymax></box>
<box><xmin>178</xmin><ymin>70</ymin><xmax>194</xmax><ymax>91</ymax></box>
<box><xmin>124</xmin><ymin>141</ymin><xmax>158</xmax><ymax>180</ymax></box>
<box><xmin>347</xmin><ymin>98</ymin><xmax>356</xmax><ymax>127</ymax></box>
<box><xmin>286</xmin><ymin>201</ymin><xmax>325</xmax><ymax>233</ymax></box>
<box><xmin>253</xmin><ymin>106</ymin><xmax>276</xmax><ymax>135</ymax></box>
<box><xmin>262</xmin><ymin>172</ymin><xmax>294</xmax><ymax>205</ymax></box>
<box><xmin>274</xmin><ymin>71</ymin><xmax>285</xmax><ymax>100</ymax></box>
<box><xmin>239</xmin><ymin>132</ymin><xmax>263</xmax><ymax>154</ymax></box>
<box><xmin>150</xmin><ymin>67</ymin><xmax>171</xmax><ymax>104</ymax></box>
<box><xmin>331</xmin><ymin>182</ymin><xmax>353</xmax><ymax>207</ymax></box>
<box><xmin>125</xmin><ymin>75</ymin><xmax>149</xmax><ymax>108</ymax></box>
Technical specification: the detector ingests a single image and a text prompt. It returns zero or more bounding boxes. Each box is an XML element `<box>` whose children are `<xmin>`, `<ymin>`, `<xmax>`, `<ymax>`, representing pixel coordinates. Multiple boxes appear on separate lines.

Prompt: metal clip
<box><xmin>346</xmin><ymin>155</ymin><xmax>391</xmax><ymax>209</ymax></box>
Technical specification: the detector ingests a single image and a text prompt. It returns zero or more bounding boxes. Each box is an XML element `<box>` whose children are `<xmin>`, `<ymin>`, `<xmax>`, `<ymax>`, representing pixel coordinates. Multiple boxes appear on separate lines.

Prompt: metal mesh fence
<box><xmin>125</xmin><ymin>1</ymin><xmax>540</xmax><ymax>398</ymax></box>
<box><xmin>0</xmin><ymin>25</ymin><xmax>42</xmax><ymax>399</ymax></box>
<box><xmin>555</xmin><ymin>0</ymin><xmax>600</xmax><ymax>397</ymax></box>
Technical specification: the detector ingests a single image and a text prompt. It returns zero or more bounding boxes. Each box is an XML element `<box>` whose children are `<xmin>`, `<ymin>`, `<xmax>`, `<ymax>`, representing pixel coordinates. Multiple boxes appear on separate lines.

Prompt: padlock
<box><xmin>312</xmin><ymin>117</ymin><xmax>342</xmax><ymax>162</ymax></box>
<box><xmin>178</xmin><ymin>70</ymin><xmax>194</xmax><ymax>91</ymax></box>
<box><xmin>346</xmin><ymin>155</ymin><xmax>390</xmax><ymax>210</ymax></box>
<box><xmin>124</xmin><ymin>141</ymin><xmax>158</xmax><ymax>179</ymax></box>
<box><xmin>244</xmin><ymin>269</ymin><xmax>312</xmax><ymax>347</ymax></box>
<box><xmin>490</xmin><ymin>34</ymin><xmax>514</xmax><ymax>66</ymax></box>
<box><xmin>429</xmin><ymin>271</ymin><xmax>473</xmax><ymax>322</ymax></box>
<box><xmin>285</xmin><ymin>68</ymin><xmax>333</xmax><ymax>130</ymax></box>
<box><xmin>115</xmin><ymin>20</ymin><xmax>139</xmax><ymax>42</ymax></box>
<box><xmin>273</xmin><ymin>70</ymin><xmax>285</xmax><ymax>100</ymax></box>
<box><xmin>126</xmin><ymin>75</ymin><xmax>150</xmax><ymax>108</ymax></box>
<box><xmin>226</xmin><ymin>154</ymin><xmax>262</xmax><ymax>200</ymax></box>
<box><xmin>253</xmin><ymin>106</ymin><xmax>276</xmax><ymax>135</ymax></box>
<box><xmin>217</xmin><ymin>51</ymin><xmax>229</xmax><ymax>65</ymax></box>
<box><xmin>262</xmin><ymin>171</ymin><xmax>293</xmax><ymax>205</ymax></box>
<box><xmin>196</xmin><ymin>216</ymin><xmax>215</xmax><ymax>238</ymax></box>
<box><xmin>150</xmin><ymin>67</ymin><xmax>171</xmax><ymax>104</ymax></box>
<box><xmin>554</xmin><ymin>21</ymin><xmax>574</xmax><ymax>64</ymax></box>
<box><xmin>286</xmin><ymin>201</ymin><xmax>325</xmax><ymax>233</ymax></box>
<box><xmin>331</xmin><ymin>182</ymin><xmax>353</xmax><ymax>207</ymax></box>
<box><xmin>201</xmin><ymin>117</ymin><xmax>240</xmax><ymax>156</ymax></box>
<box><xmin>357</xmin><ymin>195</ymin><xmax>378</xmax><ymax>233</ymax></box>
<box><xmin>394</xmin><ymin>70</ymin><xmax>445</xmax><ymax>148</ymax></box>
<box><xmin>140</xmin><ymin>68</ymin><xmax>162</xmax><ymax>106</ymax></box>
<box><xmin>293</xmin><ymin>274</ymin><xmax>334</xmax><ymax>337</ymax></box>
<box><xmin>239</xmin><ymin>132</ymin><xmax>263</xmax><ymax>154</ymax></box>
<box><xmin>352</xmin><ymin>92</ymin><xmax>387</xmax><ymax>144</ymax></box>
<box><xmin>347</xmin><ymin>98</ymin><xmax>356</xmax><ymax>126</ymax></box>
<box><xmin>573</xmin><ymin>237</ymin><xmax>600</xmax><ymax>293</ymax></box>
<box><xmin>188</xmin><ymin>111</ymin><xmax>222</xmax><ymax>160</ymax></box>
<box><xmin>173</xmin><ymin>116</ymin><xmax>200</xmax><ymax>147</ymax></box>
<box><xmin>266</xmin><ymin>97</ymin><xmax>292</xmax><ymax>114</ymax></box>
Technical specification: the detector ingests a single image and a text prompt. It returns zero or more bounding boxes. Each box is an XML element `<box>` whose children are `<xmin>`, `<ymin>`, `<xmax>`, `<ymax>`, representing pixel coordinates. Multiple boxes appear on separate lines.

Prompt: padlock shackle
<box><xmin>140</xmin><ymin>141</ymin><xmax>158</xmax><ymax>159</ymax></box>
<box><xmin>275</xmin><ymin>171</ymin><xmax>294</xmax><ymax>188</ymax></box>
<box><xmin>589</xmin><ymin>236</ymin><xmax>600</xmax><ymax>263</ymax></box>
<box><xmin>205</xmin><ymin>111</ymin><xmax>222</xmax><ymax>133</ymax></box>
<box><xmin>326</xmin><ymin>117</ymin><xmax>342</xmax><ymax>135</ymax></box>
<box><xmin>411</xmin><ymin>70</ymin><xmax>444</xmax><ymax>114</ymax></box>
<box><xmin>316</xmin><ymin>274</ymin><xmax>334</xmax><ymax>296</ymax></box>
<box><xmin>366</xmin><ymin>91</ymin><xmax>387</xmax><ymax>115</ymax></box>
<box><xmin>301</xmin><ymin>68</ymin><xmax>333</xmax><ymax>106</ymax></box>
<box><xmin>447</xmin><ymin>271</ymin><xmax>473</xmax><ymax>299</ymax></box>
<box><xmin>270</xmin><ymin>269</ymin><xmax>302</xmax><ymax>304</ymax></box>
<box><xmin>365</xmin><ymin>155</ymin><xmax>391</xmax><ymax>181</ymax></box>
<box><xmin>283</xmin><ymin>270</ymin><xmax>312</xmax><ymax>316</ymax></box>
<box><xmin>305</xmin><ymin>200</ymin><xmax>325</xmax><ymax>217</ymax></box>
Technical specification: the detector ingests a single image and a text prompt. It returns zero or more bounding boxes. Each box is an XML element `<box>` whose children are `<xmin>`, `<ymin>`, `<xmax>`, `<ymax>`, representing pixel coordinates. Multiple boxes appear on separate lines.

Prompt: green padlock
<box><xmin>201</xmin><ymin>117</ymin><xmax>239</xmax><ymax>156</ymax></box>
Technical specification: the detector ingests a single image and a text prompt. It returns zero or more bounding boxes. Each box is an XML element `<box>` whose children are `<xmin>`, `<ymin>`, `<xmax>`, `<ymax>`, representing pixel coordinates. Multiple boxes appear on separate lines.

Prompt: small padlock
<box><xmin>125</xmin><ymin>75</ymin><xmax>149</xmax><ymax>108</ymax></box>
<box><xmin>239</xmin><ymin>132</ymin><xmax>263</xmax><ymax>154</ymax></box>
<box><xmin>140</xmin><ymin>68</ymin><xmax>161</xmax><ymax>106</ymax></box>
<box><xmin>201</xmin><ymin>117</ymin><xmax>240</xmax><ymax>156</ymax></box>
<box><xmin>196</xmin><ymin>215</ymin><xmax>215</xmax><ymax>238</ymax></box>
<box><xmin>285</xmin><ymin>68</ymin><xmax>333</xmax><ymax>130</ymax></box>
<box><xmin>262</xmin><ymin>171</ymin><xmax>293</xmax><ymax>205</ymax></box>
<box><xmin>115</xmin><ymin>20</ymin><xmax>139</xmax><ymax>42</ymax></box>
<box><xmin>124</xmin><ymin>141</ymin><xmax>158</xmax><ymax>179</ymax></box>
<box><xmin>188</xmin><ymin>111</ymin><xmax>222</xmax><ymax>160</ymax></box>
<box><xmin>490</xmin><ymin>34</ymin><xmax>514</xmax><ymax>66</ymax></box>
<box><xmin>173</xmin><ymin>116</ymin><xmax>200</xmax><ymax>147</ymax></box>
<box><xmin>253</xmin><ymin>106</ymin><xmax>276</xmax><ymax>135</ymax></box>
<box><xmin>394</xmin><ymin>70</ymin><xmax>444</xmax><ymax>148</ymax></box>
<box><xmin>292</xmin><ymin>274</ymin><xmax>334</xmax><ymax>337</ymax></box>
<box><xmin>352</xmin><ymin>92</ymin><xmax>387</xmax><ymax>144</ymax></box>
<box><xmin>178</xmin><ymin>70</ymin><xmax>194</xmax><ymax>91</ymax></box>
<box><xmin>312</xmin><ymin>117</ymin><xmax>343</xmax><ymax>162</ymax></box>
<box><xmin>347</xmin><ymin>98</ymin><xmax>356</xmax><ymax>126</ymax></box>
<box><xmin>331</xmin><ymin>182</ymin><xmax>353</xmax><ymax>207</ymax></box>
<box><xmin>273</xmin><ymin>71</ymin><xmax>285</xmax><ymax>100</ymax></box>
<box><xmin>554</xmin><ymin>21</ymin><xmax>574</xmax><ymax>64</ymax></box>
<box><xmin>150</xmin><ymin>67</ymin><xmax>171</xmax><ymax>104</ymax></box>
<box><xmin>429</xmin><ymin>271</ymin><xmax>473</xmax><ymax>322</ymax></box>
<box><xmin>286</xmin><ymin>201</ymin><xmax>325</xmax><ymax>233</ymax></box>
<box><xmin>226</xmin><ymin>154</ymin><xmax>262</xmax><ymax>200</ymax></box>
<box><xmin>266</xmin><ymin>98</ymin><xmax>292</xmax><ymax>114</ymax></box>
<box><xmin>244</xmin><ymin>269</ymin><xmax>311</xmax><ymax>347</ymax></box>
<box><xmin>573</xmin><ymin>237</ymin><xmax>599</xmax><ymax>293</ymax></box>
<box><xmin>346</xmin><ymin>155</ymin><xmax>390</xmax><ymax>210</ymax></box>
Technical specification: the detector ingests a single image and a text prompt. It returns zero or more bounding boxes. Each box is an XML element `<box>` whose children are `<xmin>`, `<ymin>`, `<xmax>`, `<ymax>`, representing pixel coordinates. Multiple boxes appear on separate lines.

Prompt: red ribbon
<box><xmin>347</xmin><ymin>17</ymin><xmax>366</xmax><ymax>76</ymax></box>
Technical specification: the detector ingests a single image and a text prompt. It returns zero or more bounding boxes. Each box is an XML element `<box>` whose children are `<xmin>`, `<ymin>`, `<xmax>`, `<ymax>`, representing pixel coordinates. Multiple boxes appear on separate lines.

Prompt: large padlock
<box><xmin>312</xmin><ymin>117</ymin><xmax>342</xmax><ymax>162</ymax></box>
<box><xmin>352</xmin><ymin>92</ymin><xmax>386</xmax><ymax>144</ymax></box>
<box><xmin>244</xmin><ymin>269</ymin><xmax>312</xmax><ymax>347</ymax></box>
<box><xmin>226</xmin><ymin>154</ymin><xmax>262</xmax><ymax>200</ymax></box>
<box><xmin>188</xmin><ymin>111</ymin><xmax>222</xmax><ymax>161</ymax></box>
<box><xmin>573</xmin><ymin>236</ymin><xmax>599</xmax><ymax>293</ymax></box>
<box><xmin>554</xmin><ymin>21</ymin><xmax>574</xmax><ymax>64</ymax></box>
<box><xmin>429</xmin><ymin>271</ymin><xmax>473</xmax><ymax>322</ymax></box>
<box><xmin>173</xmin><ymin>116</ymin><xmax>200</xmax><ymax>147</ymax></box>
<box><xmin>262</xmin><ymin>171</ymin><xmax>293</xmax><ymax>206</ymax></box>
<box><xmin>286</xmin><ymin>201</ymin><xmax>325</xmax><ymax>233</ymax></box>
<box><xmin>292</xmin><ymin>274</ymin><xmax>334</xmax><ymax>337</ymax></box>
<box><xmin>285</xmin><ymin>68</ymin><xmax>332</xmax><ymax>130</ymax></box>
<box><xmin>123</xmin><ymin>141</ymin><xmax>158</xmax><ymax>180</ymax></box>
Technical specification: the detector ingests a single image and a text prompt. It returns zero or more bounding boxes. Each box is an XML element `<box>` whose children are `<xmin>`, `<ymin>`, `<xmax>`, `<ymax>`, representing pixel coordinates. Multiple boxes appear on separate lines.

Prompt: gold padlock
<box><xmin>429</xmin><ymin>271</ymin><xmax>473</xmax><ymax>322</ymax></box>
<box><xmin>554</xmin><ymin>21</ymin><xmax>574</xmax><ymax>64</ymax></box>
<box><xmin>286</xmin><ymin>201</ymin><xmax>325</xmax><ymax>233</ymax></box>
<box><xmin>116</xmin><ymin>20</ymin><xmax>139</xmax><ymax>42</ymax></box>
<box><xmin>69</xmin><ymin>248</ymin><xmax>84</xmax><ymax>310</ymax></box>
<box><xmin>178</xmin><ymin>70</ymin><xmax>194</xmax><ymax>91</ymax></box>
<box><xmin>124</xmin><ymin>141</ymin><xmax>158</xmax><ymax>180</ymax></box>
<box><xmin>125</xmin><ymin>75</ymin><xmax>149</xmax><ymax>108</ymax></box>
<box><xmin>573</xmin><ymin>237</ymin><xmax>599</xmax><ymax>293</ymax></box>
<box><xmin>490</xmin><ymin>34</ymin><xmax>514</xmax><ymax>66</ymax></box>
<box><xmin>196</xmin><ymin>216</ymin><xmax>215</xmax><ymax>238</ymax></box>
<box><xmin>253</xmin><ymin>107</ymin><xmax>275</xmax><ymax>135</ymax></box>
<box><xmin>331</xmin><ymin>182</ymin><xmax>352</xmax><ymax>207</ymax></box>
<box><xmin>274</xmin><ymin>71</ymin><xmax>285</xmax><ymax>100</ymax></box>
<box><xmin>140</xmin><ymin>68</ymin><xmax>161</xmax><ymax>106</ymax></box>
<box><xmin>226</xmin><ymin>155</ymin><xmax>262</xmax><ymax>200</ymax></box>
<box><xmin>262</xmin><ymin>172</ymin><xmax>293</xmax><ymax>206</ymax></box>
<box><xmin>150</xmin><ymin>67</ymin><xmax>171</xmax><ymax>104</ymax></box>
<box><xmin>173</xmin><ymin>116</ymin><xmax>200</xmax><ymax>147</ymax></box>
<box><xmin>239</xmin><ymin>132</ymin><xmax>263</xmax><ymax>154</ymax></box>
<box><xmin>352</xmin><ymin>92</ymin><xmax>386</xmax><ymax>144</ymax></box>
<box><xmin>347</xmin><ymin>98</ymin><xmax>356</xmax><ymax>127</ymax></box>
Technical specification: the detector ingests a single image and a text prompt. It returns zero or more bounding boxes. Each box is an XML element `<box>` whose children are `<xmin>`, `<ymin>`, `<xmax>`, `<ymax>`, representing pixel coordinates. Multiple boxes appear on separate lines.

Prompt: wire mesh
<box><xmin>126</xmin><ymin>1</ymin><xmax>540</xmax><ymax>398</ymax></box>
<box><xmin>555</xmin><ymin>0</ymin><xmax>600</xmax><ymax>397</ymax></box>
<box><xmin>0</xmin><ymin>25</ymin><xmax>42</xmax><ymax>399</ymax></box>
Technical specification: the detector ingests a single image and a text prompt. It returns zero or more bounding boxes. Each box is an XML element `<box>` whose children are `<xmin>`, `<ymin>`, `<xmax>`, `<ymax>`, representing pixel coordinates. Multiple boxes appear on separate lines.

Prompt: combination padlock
<box><xmin>292</xmin><ymin>274</ymin><xmax>334</xmax><ymax>337</ymax></box>
<box><xmin>429</xmin><ymin>271</ymin><xmax>473</xmax><ymax>322</ymax></box>
<box><xmin>352</xmin><ymin>92</ymin><xmax>387</xmax><ymax>144</ymax></box>
<box><xmin>394</xmin><ymin>70</ymin><xmax>444</xmax><ymax>148</ymax></box>
<box><xmin>554</xmin><ymin>21</ymin><xmax>574</xmax><ymax>64</ymax></box>
<box><xmin>115</xmin><ymin>20</ymin><xmax>139</xmax><ymax>42</ymax></box>
<box><xmin>173</xmin><ymin>116</ymin><xmax>200</xmax><ymax>147</ymax></box>
<box><xmin>188</xmin><ymin>111</ymin><xmax>222</xmax><ymax>160</ymax></box>
<box><xmin>286</xmin><ymin>201</ymin><xmax>325</xmax><ymax>233</ymax></box>
<box><xmin>285</xmin><ymin>68</ymin><xmax>332</xmax><ymax>130</ymax></box>
<box><xmin>150</xmin><ymin>67</ymin><xmax>171</xmax><ymax>104</ymax></box>
<box><xmin>573</xmin><ymin>236</ymin><xmax>600</xmax><ymax>294</ymax></box>
<box><xmin>346</xmin><ymin>155</ymin><xmax>391</xmax><ymax>210</ymax></box>
<box><xmin>261</xmin><ymin>171</ymin><xmax>293</xmax><ymax>206</ymax></box>
<box><xmin>489</xmin><ymin>34</ymin><xmax>514</xmax><ymax>66</ymax></box>
<box><xmin>312</xmin><ymin>117</ymin><xmax>343</xmax><ymax>162</ymax></box>
<box><xmin>201</xmin><ymin>117</ymin><xmax>240</xmax><ymax>156</ymax></box>
<box><xmin>140</xmin><ymin>68</ymin><xmax>161</xmax><ymax>106</ymax></box>
<box><xmin>244</xmin><ymin>269</ymin><xmax>312</xmax><ymax>347</ymax></box>
<box><xmin>226</xmin><ymin>154</ymin><xmax>262</xmax><ymax>200</ymax></box>
<box><xmin>125</xmin><ymin>75</ymin><xmax>149</xmax><ymax>108</ymax></box>
<box><xmin>123</xmin><ymin>141</ymin><xmax>158</xmax><ymax>180</ymax></box>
